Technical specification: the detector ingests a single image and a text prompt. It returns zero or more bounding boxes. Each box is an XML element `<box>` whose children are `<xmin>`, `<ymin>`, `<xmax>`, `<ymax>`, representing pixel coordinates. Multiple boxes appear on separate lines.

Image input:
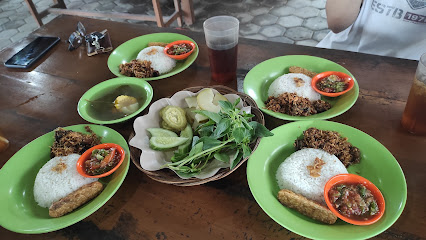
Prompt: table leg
<box><xmin>152</xmin><ymin>0</ymin><xmax>165</xmax><ymax>27</ymax></box>
<box><xmin>24</xmin><ymin>0</ymin><xmax>44</xmax><ymax>27</ymax></box>
<box><xmin>181</xmin><ymin>0</ymin><xmax>194</xmax><ymax>26</ymax></box>
<box><xmin>52</xmin><ymin>0</ymin><xmax>66</xmax><ymax>9</ymax></box>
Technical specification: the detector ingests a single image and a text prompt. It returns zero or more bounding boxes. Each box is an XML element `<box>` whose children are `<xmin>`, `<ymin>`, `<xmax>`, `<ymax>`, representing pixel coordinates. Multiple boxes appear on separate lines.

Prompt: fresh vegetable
<box><xmin>163</xmin><ymin>98</ymin><xmax>273</xmax><ymax>176</ymax></box>
<box><xmin>160</xmin><ymin>105</ymin><xmax>187</xmax><ymax>131</ymax></box>
<box><xmin>149</xmin><ymin>136</ymin><xmax>189</xmax><ymax>151</ymax></box>
<box><xmin>147</xmin><ymin>128</ymin><xmax>178</xmax><ymax>137</ymax></box>
<box><xmin>196</xmin><ymin>88</ymin><xmax>228</xmax><ymax>113</ymax></box>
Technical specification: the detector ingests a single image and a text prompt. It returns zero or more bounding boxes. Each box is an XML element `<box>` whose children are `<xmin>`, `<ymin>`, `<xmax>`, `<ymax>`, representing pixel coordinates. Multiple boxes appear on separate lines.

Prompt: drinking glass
<box><xmin>203</xmin><ymin>16</ymin><xmax>239</xmax><ymax>83</ymax></box>
<box><xmin>401</xmin><ymin>52</ymin><xmax>426</xmax><ymax>135</ymax></box>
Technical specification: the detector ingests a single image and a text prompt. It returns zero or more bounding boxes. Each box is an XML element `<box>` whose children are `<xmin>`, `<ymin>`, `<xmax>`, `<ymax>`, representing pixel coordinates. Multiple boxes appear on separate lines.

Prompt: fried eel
<box><xmin>277</xmin><ymin>189</ymin><xmax>337</xmax><ymax>224</ymax></box>
<box><xmin>289</xmin><ymin>66</ymin><xmax>317</xmax><ymax>78</ymax></box>
<box><xmin>49</xmin><ymin>181</ymin><xmax>104</xmax><ymax>218</ymax></box>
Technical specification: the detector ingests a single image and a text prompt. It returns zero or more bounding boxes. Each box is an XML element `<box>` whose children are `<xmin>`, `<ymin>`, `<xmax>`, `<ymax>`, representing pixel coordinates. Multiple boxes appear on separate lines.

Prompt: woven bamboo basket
<box><xmin>129</xmin><ymin>85</ymin><xmax>265</xmax><ymax>186</ymax></box>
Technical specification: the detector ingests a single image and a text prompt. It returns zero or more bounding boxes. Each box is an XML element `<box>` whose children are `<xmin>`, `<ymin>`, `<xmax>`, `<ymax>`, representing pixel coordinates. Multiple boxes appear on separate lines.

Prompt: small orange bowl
<box><xmin>324</xmin><ymin>174</ymin><xmax>385</xmax><ymax>225</ymax></box>
<box><xmin>77</xmin><ymin>143</ymin><xmax>126</xmax><ymax>178</ymax></box>
<box><xmin>311</xmin><ymin>71</ymin><xmax>354</xmax><ymax>97</ymax></box>
<box><xmin>163</xmin><ymin>40</ymin><xmax>196</xmax><ymax>60</ymax></box>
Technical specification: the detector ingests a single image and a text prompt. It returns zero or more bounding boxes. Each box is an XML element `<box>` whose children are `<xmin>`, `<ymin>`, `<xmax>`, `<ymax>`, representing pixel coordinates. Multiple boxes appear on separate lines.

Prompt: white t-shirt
<box><xmin>317</xmin><ymin>0</ymin><xmax>426</xmax><ymax>60</ymax></box>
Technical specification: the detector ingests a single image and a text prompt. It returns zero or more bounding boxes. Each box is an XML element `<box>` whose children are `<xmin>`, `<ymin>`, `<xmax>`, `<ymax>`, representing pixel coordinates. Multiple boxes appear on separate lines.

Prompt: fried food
<box><xmin>289</xmin><ymin>66</ymin><xmax>317</xmax><ymax>78</ymax></box>
<box><xmin>148</xmin><ymin>42</ymin><xmax>168</xmax><ymax>47</ymax></box>
<box><xmin>294</xmin><ymin>127</ymin><xmax>361</xmax><ymax>167</ymax></box>
<box><xmin>49</xmin><ymin>181</ymin><xmax>104</xmax><ymax>218</ymax></box>
<box><xmin>265</xmin><ymin>92</ymin><xmax>331</xmax><ymax>116</ymax></box>
<box><xmin>119</xmin><ymin>59</ymin><xmax>160</xmax><ymax>78</ymax></box>
<box><xmin>277</xmin><ymin>189</ymin><xmax>337</xmax><ymax>224</ymax></box>
<box><xmin>51</xmin><ymin>126</ymin><xmax>101</xmax><ymax>157</ymax></box>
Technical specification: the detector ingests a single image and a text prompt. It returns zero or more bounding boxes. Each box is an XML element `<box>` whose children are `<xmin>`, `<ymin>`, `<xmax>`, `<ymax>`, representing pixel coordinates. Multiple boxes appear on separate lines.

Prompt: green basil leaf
<box><xmin>193</xmin><ymin>110</ymin><xmax>222</xmax><ymax>123</ymax></box>
<box><xmin>199</xmin><ymin>136</ymin><xmax>222</xmax><ymax>150</ymax></box>
<box><xmin>242</xmin><ymin>144</ymin><xmax>252</xmax><ymax>158</ymax></box>
<box><xmin>198</xmin><ymin>125</ymin><xmax>214</xmax><ymax>137</ymax></box>
<box><xmin>230</xmin><ymin>149</ymin><xmax>243</xmax><ymax>170</ymax></box>
<box><xmin>232</xmin><ymin>127</ymin><xmax>246</xmax><ymax>143</ymax></box>
<box><xmin>249</xmin><ymin>121</ymin><xmax>274</xmax><ymax>138</ymax></box>
<box><xmin>219</xmin><ymin>100</ymin><xmax>234</xmax><ymax>113</ymax></box>
<box><xmin>214</xmin><ymin>152</ymin><xmax>230</xmax><ymax>163</ymax></box>
<box><xmin>189</xmin><ymin>142</ymin><xmax>203</xmax><ymax>157</ymax></box>
<box><xmin>213</xmin><ymin>118</ymin><xmax>231</xmax><ymax>138</ymax></box>
<box><xmin>233</xmin><ymin>98</ymin><xmax>241</xmax><ymax>108</ymax></box>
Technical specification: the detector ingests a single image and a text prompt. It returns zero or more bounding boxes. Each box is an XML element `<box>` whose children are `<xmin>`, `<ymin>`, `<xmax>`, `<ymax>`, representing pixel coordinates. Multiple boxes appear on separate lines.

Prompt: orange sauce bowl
<box><xmin>311</xmin><ymin>71</ymin><xmax>354</xmax><ymax>97</ymax></box>
<box><xmin>77</xmin><ymin>143</ymin><xmax>126</xmax><ymax>178</ymax></box>
<box><xmin>324</xmin><ymin>174</ymin><xmax>385</xmax><ymax>225</ymax></box>
<box><xmin>163</xmin><ymin>40</ymin><xmax>196</xmax><ymax>60</ymax></box>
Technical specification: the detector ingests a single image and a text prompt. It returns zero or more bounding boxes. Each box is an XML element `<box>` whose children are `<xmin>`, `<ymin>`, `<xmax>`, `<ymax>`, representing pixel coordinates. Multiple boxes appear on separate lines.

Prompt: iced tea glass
<box><xmin>401</xmin><ymin>53</ymin><xmax>426</xmax><ymax>135</ymax></box>
<box><xmin>203</xmin><ymin>16</ymin><xmax>239</xmax><ymax>83</ymax></box>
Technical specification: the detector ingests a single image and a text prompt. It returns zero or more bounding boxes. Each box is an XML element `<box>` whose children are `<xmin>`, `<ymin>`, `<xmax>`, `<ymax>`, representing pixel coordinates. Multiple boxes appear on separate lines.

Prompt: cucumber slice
<box><xmin>178</xmin><ymin>124</ymin><xmax>193</xmax><ymax>153</ymax></box>
<box><xmin>147</xmin><ymin>128</ymin><xmax>178</xmax><ymax>137</ymax></box>
<box><xmin>149</xmin><ymin>137</ymin><xmax>189</xmax><ymax>151</ymax></box>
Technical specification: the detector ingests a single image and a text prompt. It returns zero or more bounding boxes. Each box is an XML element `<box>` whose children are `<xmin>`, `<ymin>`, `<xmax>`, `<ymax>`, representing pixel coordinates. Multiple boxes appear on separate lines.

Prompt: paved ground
<box><xmin>0</xmin><ymin>0</ymin><xmax>329</xmax><ymax>51</ymax></box>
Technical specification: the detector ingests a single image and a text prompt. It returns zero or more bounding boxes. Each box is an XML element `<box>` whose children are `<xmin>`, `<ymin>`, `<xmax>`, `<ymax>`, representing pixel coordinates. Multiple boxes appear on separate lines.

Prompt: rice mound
<box><xmin>267</xmin><ymin>73</ymin><xmax>321</xmax><ymax>101</ymax></box>
<box><xmin>136</xmin><ymin>46</ymin><xmax>176</xmax><ymax>75</ymax></box>
<box><xmin>276</xmin><ymin>148</ymin><xmax>347</xmax><ymax>204</ymax></box>
<box><xmin>33</xmin><ymin>154</ymin><xmax>98</xmax><ymax>208</ymax></box>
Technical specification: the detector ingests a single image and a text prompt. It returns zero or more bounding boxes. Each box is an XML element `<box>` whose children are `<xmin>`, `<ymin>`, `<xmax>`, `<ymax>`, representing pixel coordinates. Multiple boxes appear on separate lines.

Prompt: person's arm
<box><xmin>325</xmin><ymin>0</ymin><xmax>363</xmax><ymax>33</ymax></box>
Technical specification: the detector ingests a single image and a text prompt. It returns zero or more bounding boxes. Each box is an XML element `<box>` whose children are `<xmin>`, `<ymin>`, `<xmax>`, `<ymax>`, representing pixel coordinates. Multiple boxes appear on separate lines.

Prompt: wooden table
<box><xmin>1</xmin><ymin>15</ymin><xmax>425</xmax><ymax>240</ymax></box>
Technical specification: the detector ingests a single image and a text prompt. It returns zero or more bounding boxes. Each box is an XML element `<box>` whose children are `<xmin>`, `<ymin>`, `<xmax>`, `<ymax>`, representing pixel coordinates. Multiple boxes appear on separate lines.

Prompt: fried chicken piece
<box><xmin>289</xmin><ymin>66</ymin><xmax>317</xmax><ymax>78</ymax></box>
<box><xmin>49</xmin><ymin>181</ymin><xmax>104</xmax><ymax>218</ymax></box>
<box><xmin>51</xmin><ymin>127</ymin><xmax>101</xmax><ymax>157</ymax></box>
<box><xmin>148</xmin><ymin>42</ymin><xmax>168</xmax><ymax>47</ymax></box>
<box><xmin>277</xmin><ymin>189</ymin><xmax>337</xmax><ymax>224</ymax></box>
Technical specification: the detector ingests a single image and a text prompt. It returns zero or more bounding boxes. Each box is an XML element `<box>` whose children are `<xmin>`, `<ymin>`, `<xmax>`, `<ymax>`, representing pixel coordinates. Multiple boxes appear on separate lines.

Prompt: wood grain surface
<box><xmin>0</xmin><ymin>15</ymin><xmax>425</xmax><ymax>240</ymax></box>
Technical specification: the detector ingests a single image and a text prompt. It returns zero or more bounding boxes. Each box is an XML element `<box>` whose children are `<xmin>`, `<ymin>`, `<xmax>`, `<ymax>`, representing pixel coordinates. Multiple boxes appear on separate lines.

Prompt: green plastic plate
<box><xmin>107</xmin><ymin>32</ymin><xmax>198</xmax><ymax>80</ymax></box>
<box><xmin>243</xmin><ymin>55</ymin><xmax>359</xmax><ymax>120</ymax></box>
<box><xmin>0</xmin><ymin>124</ymin><xmax>130</xmax><ymax>234</ymax></box>
<box><xmin>247</xmin><ymin>120</ymin><xmax>406</xmax><ymax>240</ymax></box>
<box><xmin>77</xmin><ymin>77</ymin><xmax>153</xmax><ymax>124</ymax></box>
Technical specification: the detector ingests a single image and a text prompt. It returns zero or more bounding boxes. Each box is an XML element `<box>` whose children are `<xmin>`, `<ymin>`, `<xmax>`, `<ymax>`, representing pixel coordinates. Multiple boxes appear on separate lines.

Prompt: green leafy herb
<box><xmin>162</xmin><ymin>98</ymin><xmax>273</xmax><ymax>175</ymax></box>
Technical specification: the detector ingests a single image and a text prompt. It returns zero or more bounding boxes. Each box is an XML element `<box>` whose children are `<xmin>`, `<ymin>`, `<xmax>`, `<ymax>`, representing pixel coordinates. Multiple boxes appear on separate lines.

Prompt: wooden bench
<box><xmin>24</xmin><ymin>0</ymin><xmax>194</xmax><ymax>27</ymax></box>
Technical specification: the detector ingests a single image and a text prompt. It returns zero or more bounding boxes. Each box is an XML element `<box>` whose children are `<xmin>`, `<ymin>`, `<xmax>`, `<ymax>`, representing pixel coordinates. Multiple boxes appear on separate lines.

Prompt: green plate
<box><xmin>243</xmin><ymin>55</ymin><xmax>359</xmax><ymax>120</ymax></box>
<box><xmin>247</xmin><ymin>120</ymin><xmax>406</xmax><ymax>240</ymax></box>
<box><xmin>107</xmin><ymin>33</ymin><xmax>198</xmax><ymax>80</ymax></box>
<box><xmin>0</xmin><ymin>124</ymin><xmax>130</xmax><ymax>234</ymax></box>
<box><xmin>77</xmin><ymin>77</ymin><xmax>153</xmax><ymax>124</ymax></box>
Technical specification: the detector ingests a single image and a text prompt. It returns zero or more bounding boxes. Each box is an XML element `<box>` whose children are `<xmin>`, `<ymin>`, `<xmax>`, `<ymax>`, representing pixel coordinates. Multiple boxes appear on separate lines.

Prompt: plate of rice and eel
<box><xmin>243</xmin><ymin>55</ymin><xmax>359</xmax><ymax>121</ymax></box>
<box><xmin>0</xmin><ymin>124</ymin><xmax>130</xmax><ymax>234</ymax></box>
<box><xmin>247</xmin><ymin>120</ymin><xmax>406</xmax><ymax>240</ymax></box>
<box><xmin>107</xmin><ymin>32</ymin><xmax>198</xmax><ymax>81</ymax></box>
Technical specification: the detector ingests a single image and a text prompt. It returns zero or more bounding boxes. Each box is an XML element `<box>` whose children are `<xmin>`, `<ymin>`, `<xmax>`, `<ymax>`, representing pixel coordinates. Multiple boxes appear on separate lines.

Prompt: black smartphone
<box><xmin>4</xmin><ymin>36</ymin><xmax>60</xmax><ymax>69</ymax></box>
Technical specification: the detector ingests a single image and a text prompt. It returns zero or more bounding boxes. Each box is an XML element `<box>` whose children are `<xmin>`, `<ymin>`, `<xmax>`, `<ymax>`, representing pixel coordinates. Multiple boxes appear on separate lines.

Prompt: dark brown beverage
<box><xmin>207</xmin><ymin>45</ymin><xmax>238</xmax><ymax>83</ymax></box>
<box><xmin>401</xmin><ymin>76</ymin><xmax>426</xmax><ymax>134</ymax></box>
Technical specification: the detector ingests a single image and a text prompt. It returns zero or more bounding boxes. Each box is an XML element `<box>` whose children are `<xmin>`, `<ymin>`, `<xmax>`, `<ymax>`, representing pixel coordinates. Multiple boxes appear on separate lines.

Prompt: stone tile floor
<box><xmin>0</xmin><ymin>0</ymin><xmax>329</xmax><ymax>51</ymax></box>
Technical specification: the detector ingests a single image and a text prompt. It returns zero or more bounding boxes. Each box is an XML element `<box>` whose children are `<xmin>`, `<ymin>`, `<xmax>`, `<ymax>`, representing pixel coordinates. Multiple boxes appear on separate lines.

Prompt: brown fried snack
<box><xmin>119</xmin><ymin>59</ymin><xmax>160</xmax><ymax>78</ymax></box>
<box><xmin>294</xmin><ymin>127</ymin><xmax>361</xmax><ymax>167</ymax></box>
<box><xmin>49</xmin><ymin>181</ymin><xmax>104</xmax><ymax>218</ymax></box>
<box><xmin>289</xmin><ymin>66</ymin><xmax>317</xmax><ymax>78</ymax></box>
<box><xmin>277</xmin><ymin>189</ymin><xmax>337</xmax><ymax>224</ymax></box>
<box><xmin>51</xmin><ymin>126</ymin><xmax>101</xmax><ymax>157</ymax></box>
<box><xmin>265</xmin><ymin>92</ymin><xmax>331</xmax><ymax>116</ymax></box>
<box><xmin>148</xmin><ymin>42</ymin><xmax>168</xmax><ymax>47</ymax></box>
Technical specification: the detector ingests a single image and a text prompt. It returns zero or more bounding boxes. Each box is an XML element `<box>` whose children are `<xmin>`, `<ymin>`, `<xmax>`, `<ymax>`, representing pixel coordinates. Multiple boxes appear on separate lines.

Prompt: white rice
<box><xmin>267</xmin><ymin>73</ymin><xmax>321</xmax><ymax>101</ymax></box>
<box><xmin>33</xmin><ymin>154</ymin><xmax>98</xmax><ymax>208</ymax></box>
<box><xmin>136</xmin><ymin>46</ymin><xmax>176</xmax><ymax>75</ymax></box>
<box><xmin>276</xmin><ymin>148</ymin><xmax>347</xmax><ymax>204</ymax></box>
